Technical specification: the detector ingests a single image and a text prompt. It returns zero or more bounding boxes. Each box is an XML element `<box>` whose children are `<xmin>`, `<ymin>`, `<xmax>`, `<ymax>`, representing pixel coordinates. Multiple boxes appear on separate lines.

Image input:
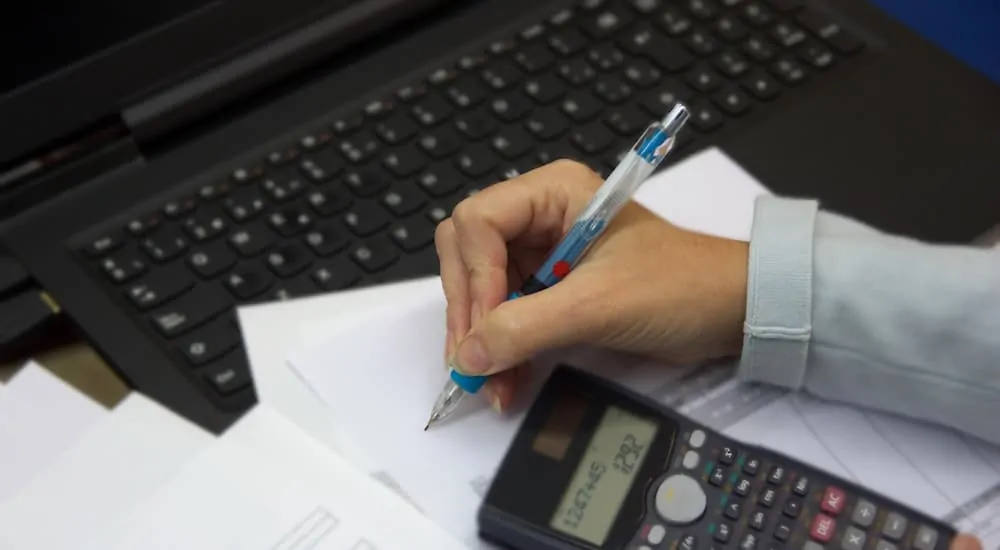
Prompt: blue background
<box><xmin>871</xmin><ymin>0</ymin><xmax>1000</xmax><ymax>84</ymax></box>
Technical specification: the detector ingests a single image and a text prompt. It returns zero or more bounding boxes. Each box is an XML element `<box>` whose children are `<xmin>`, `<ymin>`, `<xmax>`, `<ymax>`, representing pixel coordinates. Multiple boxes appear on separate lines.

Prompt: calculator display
<box><xmin>549</xmin><ymin>406</ymin><xmax>658</xmax><ymax>546</ymax></box>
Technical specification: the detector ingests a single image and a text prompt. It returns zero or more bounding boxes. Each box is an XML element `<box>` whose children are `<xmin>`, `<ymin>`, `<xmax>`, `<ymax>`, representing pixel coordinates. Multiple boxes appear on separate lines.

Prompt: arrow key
<box><xmin>125</xmin><ymin>264</ymin><xmax>195</xmax><ymax>311</ymax></box>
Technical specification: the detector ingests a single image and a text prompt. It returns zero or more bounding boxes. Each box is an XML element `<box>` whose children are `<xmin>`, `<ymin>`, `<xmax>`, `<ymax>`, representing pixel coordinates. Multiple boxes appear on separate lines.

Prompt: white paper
<box><xmin>0</xmin><ymin>361</ymin><xmax>107</xmax><ymax>501</ymax></box>
<box><xmin>84</xmin><ymin>404</ymin><xmax>465</xmax><ymax>550</ymax></box>
<box><xmin>238</xmin><ymin>277</ymin><xmax>438</xmax><ymax>467</ymax></box>
<box><xmin>0</xmin><ymin>392</ymin><xmax>213</xmax><ymax>550</ymax></box>
<box><xmin>287</xmin><ymin>146</ymin><xmax>1000</xmax><ymax>547</ymax></box>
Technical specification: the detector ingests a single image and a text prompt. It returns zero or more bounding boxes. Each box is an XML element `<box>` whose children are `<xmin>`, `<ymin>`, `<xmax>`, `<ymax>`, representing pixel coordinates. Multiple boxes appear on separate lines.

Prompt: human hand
<box><xmin>435</xmin><ymin>160</ymin><xmax>750</xmax><ymax>412</ymax></box>
<box><xmin>951</xmin><ymin>533</ymin><xmax>983</xmax><ymax>550</ymax></box>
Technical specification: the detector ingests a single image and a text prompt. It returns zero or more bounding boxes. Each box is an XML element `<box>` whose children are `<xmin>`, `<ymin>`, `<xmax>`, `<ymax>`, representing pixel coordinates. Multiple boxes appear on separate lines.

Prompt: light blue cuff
<box><xmin>738</xmin><ymin>196</ymin><xmax>819</xmax><ymax>390</ymax></box>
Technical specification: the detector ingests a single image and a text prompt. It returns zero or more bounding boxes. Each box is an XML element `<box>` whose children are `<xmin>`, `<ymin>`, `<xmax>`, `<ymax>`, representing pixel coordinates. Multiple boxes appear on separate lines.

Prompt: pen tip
<box><xmin>424</xmin><ymin>422</ymin><xmax>430</xmax><ymax>431</ymax></box>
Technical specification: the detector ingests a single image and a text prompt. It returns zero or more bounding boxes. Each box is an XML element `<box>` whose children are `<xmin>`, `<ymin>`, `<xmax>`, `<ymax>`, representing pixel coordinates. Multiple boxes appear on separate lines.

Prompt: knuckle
<box><xmin>450</xmin><ymin>197</ymin><xmax>476</xmax><ymax>226</ymax></box>
<box><xmin>434</xmin><ymin>218</ymin><xmax>455</xmax><ymax>247</ymax></box>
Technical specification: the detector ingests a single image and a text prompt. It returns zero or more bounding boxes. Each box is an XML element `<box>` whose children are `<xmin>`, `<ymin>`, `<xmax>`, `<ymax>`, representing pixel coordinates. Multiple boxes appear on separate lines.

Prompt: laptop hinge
<box><xmin>121</xmin><ymin>0</ymin><xmax>406</xmax><ymax>149</ymax></box>
<box><xmin>0</xmin><ymin>118</ymin><xmax>139</xmax><ymax>221</ymax></box>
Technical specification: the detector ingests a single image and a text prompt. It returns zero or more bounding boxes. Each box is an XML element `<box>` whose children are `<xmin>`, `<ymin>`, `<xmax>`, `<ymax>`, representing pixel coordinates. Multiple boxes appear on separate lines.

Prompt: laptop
<box><xmin>1</xmin><ymin>0</ymin><xmax>998</xmax><ymax>434</ymax></box>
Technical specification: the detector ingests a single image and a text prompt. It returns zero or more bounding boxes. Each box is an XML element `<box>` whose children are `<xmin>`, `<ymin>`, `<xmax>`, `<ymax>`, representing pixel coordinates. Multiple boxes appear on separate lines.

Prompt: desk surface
<box><xmin>0</xmin><ymin>340</ymin><xmax>128</xmax><ymax>409</ymax></box>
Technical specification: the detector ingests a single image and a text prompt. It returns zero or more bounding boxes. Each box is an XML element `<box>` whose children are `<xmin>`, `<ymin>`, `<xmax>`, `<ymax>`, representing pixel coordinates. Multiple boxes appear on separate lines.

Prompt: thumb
<box><xmin>450</xmin><ymin>279</ymin><xmax>606</xmax><ymax>376</ymax></box>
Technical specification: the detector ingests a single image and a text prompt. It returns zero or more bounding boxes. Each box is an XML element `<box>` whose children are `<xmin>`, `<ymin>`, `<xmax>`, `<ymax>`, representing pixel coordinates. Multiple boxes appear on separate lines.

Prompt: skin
<box><xmin>435</xmin><ymin>160</ymin><xmax>983</xmax><ymax>550</ymax></box>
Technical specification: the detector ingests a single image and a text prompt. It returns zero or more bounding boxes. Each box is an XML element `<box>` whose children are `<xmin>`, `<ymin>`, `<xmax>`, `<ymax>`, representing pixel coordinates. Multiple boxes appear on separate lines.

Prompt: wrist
<box><xmin>708</xmin><ymin>236</ymin><xmax>750</xmax><ymax>359</ymax></box>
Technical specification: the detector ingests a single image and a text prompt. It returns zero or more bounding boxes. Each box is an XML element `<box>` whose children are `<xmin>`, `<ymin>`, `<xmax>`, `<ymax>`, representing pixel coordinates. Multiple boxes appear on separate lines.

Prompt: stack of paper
<box><xmin>237</xmin><ymin>147</ymin><xmax>1000</xmax><ymax>549</ymax></box>
<box><xmin>0</xmin><ymin>367</ymin><xmax>463</xmax><ymax>550</ymax></box>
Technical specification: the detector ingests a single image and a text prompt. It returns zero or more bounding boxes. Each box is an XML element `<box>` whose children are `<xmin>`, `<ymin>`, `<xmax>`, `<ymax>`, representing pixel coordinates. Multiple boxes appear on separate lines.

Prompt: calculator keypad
<box><xmin>630</xmin><ymin>428</ymin><xmax>947</xmax><ymax>550</ymax></box>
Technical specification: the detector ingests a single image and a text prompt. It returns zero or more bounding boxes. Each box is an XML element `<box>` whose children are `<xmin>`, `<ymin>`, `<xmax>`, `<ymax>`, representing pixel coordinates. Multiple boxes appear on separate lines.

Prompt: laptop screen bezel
<box><xmin>0</xmin><ymin>0</ymin><xmax>454</xmax><ymax>166</ymax></box>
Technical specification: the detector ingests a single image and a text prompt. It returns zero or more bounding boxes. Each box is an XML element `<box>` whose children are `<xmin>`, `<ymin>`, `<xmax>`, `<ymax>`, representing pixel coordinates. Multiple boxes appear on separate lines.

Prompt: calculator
<box><xmin>478</xmin><ymin>365</ymin><xmax>955</xmax><ymax>550</ymax></box>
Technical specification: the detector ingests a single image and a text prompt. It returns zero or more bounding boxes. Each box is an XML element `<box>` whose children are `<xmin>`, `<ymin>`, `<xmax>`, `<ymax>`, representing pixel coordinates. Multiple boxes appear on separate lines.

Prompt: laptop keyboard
<box><xmin>72</xmin><ymin>0</ymin><xmax>866</xmax><ymax>417</ymax></box>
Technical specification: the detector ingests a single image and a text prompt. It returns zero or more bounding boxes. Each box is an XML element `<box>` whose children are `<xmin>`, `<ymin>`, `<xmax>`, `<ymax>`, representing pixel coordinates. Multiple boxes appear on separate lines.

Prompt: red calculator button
<box><xmin>810</xmin><ymin>514</ymin><xmax>836</xmax><ymax>542</ymax></box>
<box><xmin>821</xmin><ymin>486</ymin><xmax>846</xmax><ymax>515</ymax></box>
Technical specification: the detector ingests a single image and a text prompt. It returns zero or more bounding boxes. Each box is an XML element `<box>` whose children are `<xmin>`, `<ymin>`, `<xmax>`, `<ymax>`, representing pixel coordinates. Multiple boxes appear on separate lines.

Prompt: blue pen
<box><xmin>424</xmin><ymin>103</ymin><xmax>691</xmax><ymax>430</ymax></box>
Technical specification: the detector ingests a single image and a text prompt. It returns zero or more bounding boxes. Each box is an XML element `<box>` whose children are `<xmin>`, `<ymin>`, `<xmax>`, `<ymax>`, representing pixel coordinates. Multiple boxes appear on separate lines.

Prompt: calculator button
<box><xmin>689</xmin><ymin>430</ymin><xmax>706</xmax><ymax>448</ymax></box>
<box><xmin>739</xmin><ymin>532</ymin><xmax>759</xmax><ymax>550</ymax></box>
<box><xmin>793</xmin><ymin>476</ymin><xmax>810</xmax><ymax>496</ymax></box>
<box><xmin>647</xmin><ymin>524</ymin><xmax>666</xmax><ymax>544</ymax></box>
<box><xmin>804</xmin><ymin>542</ymin><xmax>825</xmax><ymax>550</ymax></box>
<box><xmin>914</xmin><ymin>526</ymin><xmax>939</xmax><ymax>550</ymax></box>
<box><xmin>821</xmin><ymin>486</ymin><xmax>846</xmax><ymax>515</ymax></box>
<box><xmin>875</xmin><ymin>540</ymin><xmax>898</xmax><ymax>550</ymax></box>
<box><xmin>749</xmin><ymin>510</ymin><xmax>767</xmax><ymax>530</ymax></box>
<box><xmin>743</xmin><ymin>457</ymin><xmax>760</xmax><ymax>475</ymax></box>
<box><xmin>852</xmin><ymin>499</ymin><xmax>876</xmax><ymax>527</ymax></box>
<box><xmin>638</xmin><ymin>546</ymin><xmax>652</xmax><ymax>550</ymax></box>
<box><xmin>679</xmin><ymin>534</ymin><xmax>698</xmax><ymax>550</ymax></box>
<box><xmin>709</xmin><ymin>467</ymin><xmax>726</xmax><ymax>486</ymax></box>
<box><xmin>714</xmin><ymin>523</ymin><xmax>732</xmax><ymax>543</ymax></box>
<box><xmin>881</xmin><ymin>512</ymin><xmax>907</xmax><ymax>541</ymax></box>
<box><xmin>719</xmin><ymin>446</ymin><xmax>736</xmax><ymax>464</ymax></box>
<box><xmin>724</xmin><ymin>501</ymin><xmax>742</xmax><ymax>520</ymax></box>
<box><xmin>774</xmin><ymin>523</ymin><xmax>792</xmax><ymax>542</ymax></box>
<box><xmin>810</xmin><ymin>514</ymin><xmax>836</xmax><ymax>543</ymax></box>
<box><xmin>654</xmin><ymin>474</ymin><xmax>707</xmax><ymax>524</ymax></box>
<box><xmin>767</xmin><ymin>465</ymin><xmax>785</xmax><ymax>484</ymax></box>
<box><xmin>683</xmin><ymin>450</ymin><xmax>700</xmax><ymax>469</ymax></box>
<box><xmin>841</xmin><ymin>526</ymin><xmax>866</xmax><ymax>550</ymax></box>
<box><xmin>758</xmin><ymin>487</ymin><xmax>777</xmax><ymax>507</ymax></box>
<box><xmin>733</xmin><ymin>476</ymin><xmax>752</xmax><ymax>497</ymax></box>
<box><xmin>783</xmin><ymin>499</ymin><xmax>802</xmax><ymax>518</ymax></box>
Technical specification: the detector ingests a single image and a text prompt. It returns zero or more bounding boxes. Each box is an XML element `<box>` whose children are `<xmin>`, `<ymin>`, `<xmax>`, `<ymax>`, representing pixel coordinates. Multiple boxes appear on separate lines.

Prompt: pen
<box><xmin>424</xmin><ymin>103</ymin><xmax>691</xmax><ymax>430</ymax></box>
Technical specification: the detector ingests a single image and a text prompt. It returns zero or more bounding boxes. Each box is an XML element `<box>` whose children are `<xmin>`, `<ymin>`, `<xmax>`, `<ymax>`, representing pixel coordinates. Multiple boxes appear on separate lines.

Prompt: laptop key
<box><xmin>375</xmin><ymin>112</ymin><xmax>418</xmax><ymax>144</ymax></box>
<box><xmin>523</xmin><ymin>74</ymin><xmax>567</xmax><ymax>105</ymax></box>
<box><xmin>490</xmin><ymin>93</ymin><xmax>533</xmax><ymax>123</ymax></box>
<box><xmin>684</xmin><ymin>29</ymin><xmax>719</xmax><ymax>56</ymax></box>
<box><xmin>796</xmin><ymin>9</ymin><xmax>864</xmax><ymax>54</ymax></box>
<box><xmin>224</xmin><ymin>266</ymin><xmax>273</xmax><ymax>300</ymax></box>
<box><xmin>548</xmin><ymin>29</ymin><xmax>588</xmax><ymax>57</ymax></box>
<box><xmin>81</xmin><ymin>231</ymin><xmax>124</xmax><ymax>258</ymax></box>
<box><xmin>558</xmin><ymin>58</ymin><xmax>597</xmax><ymax>86</ymax></box>
<box><xmin>300</xmin><ymin>148</ymin><xmax>344</xmax><ymax>182</ymax></box>
<box><xmin>741</xmin><ymin>70</ymin><xmax>781</xmax><ymax>100</ymax></box>
<box><xmin>176</xmin><ymin>316</ymin><xmax>239</xmax><ymax>367</ymax></box>
<box><xmin>659</xmin><ymin>7</ymin><xmax>693</xmax><ymax>36</ymax></box>
<box><xmin>343</xmin><ymin>165</ymin><xmax>392</xmax><ymax>197</ymax></box>
<box><xmin>267</xmin><ymin>206</ymin><xmax>315</xmax><ymax>237</ymax></box>
<box><xmin>525</xmin><ymin>107</ymin><xmax>571</xmax><ymax>140</ymax></box>
<box><xmin>770</xmin><ymin>56</ymin><xmax>809</xmax><ymax>85</ymax></box>
<box><xmin>713</xmin><ymin>86</ymin><xmax>753</xmax><ymax>116</ymax></box>
<box><xmin>714</xmin><ymin>50</ymin><xmax>751</xmax><ymax>78</ymax></box>
<box><xmin>382</xmin><ymin>147</ymin><xmax>427</xmax><ymax>178</ymax></box>
<box><xmin>230</xmin><ymin>163</ymin><xmax>266</xmax><ymax>185</ymax></box>
<box><xmin>311</xmin><ymin>257</ymin><xmax>362</xmax><ymax>290</ymax></box>
<box><xmin>491</xmin><ymin>126</ymin><xmax>535</xmax><ymax>160</ymax></box>
<box><xmin>101</xmin><ymin>247</ymin><xmax>148</xmax><ymax>284</ymax></box>
<box><xmin>203</xmin><ymin>350</ymin><xmax>252</xmax><ymax>395</ymax></box>
<box><xmin>455</xmin><ymin>107</ymin><xmax>499</xmax><ymax>140</ymax></box>
<box><xmin>350</xmin><ymin>236</ymin><xmax>399</xmax><ymax>273</ymax></box>
<box><xmin>141</xmin><ymin>227</ymin><xmax>188</xmax><ymax>263</ymax></box>
<box><xmin>622</xmin><ymin>59</ymin><xmax>663</xmax><ymax>88</ymax></box>
<box><xmin>641</xmin><ymin>78</ymin><xmax>695</xmax><ymax>116</ymax></box>
<box><xmin>690</xmin><ymin>102</ymin><xmax>725</xmax><ymax>132</ymax></box>
<box><xmin>304</xmin><ymin>222</ymin><xmax>349</xmax><ymax>257</ymax></box>
<box><xmin>417</xmin><ymin>127</ymin><xmax>462</xmax><ymax>159</ymax></box>
<box><xmin>743</xmin><ymin>34</ymin><xmax>778</xmax><ymax>61</ymax></box>
<box><xmin>150</xmin><ymin>283</ymin><xmax>229</xmax><ymax>338</ymax></box>
<box><xmin>411</xmin><ymin>94</ymin><xmax>454</xmax><ymax>127</ymax></box>
<box><xmin>389</xmin><ymin>216</ymin><xmax>436</xmax><ymax>252</ymax></box>
<box><xmin>306</xmin><ymin>184</ymin><xmax>354</xmax><ymax>217</ymax></box>
<box><xmin>685</xmin><ymin>64</ymin><xmax>724</xmax><ymax>92</ymax></box>
<box><xmin>266</xmin><ymin>145</ymin><xmax>300</xmax><ymax>167</ymax></box>
<box><xmin>223</xmin><ymin>188</ymin><xmax>266</xmax><ymax>223</ymax></box>
<box><xmin>594</xmin><ymin>77</ymin><xmax>633</xmax><ymax>104</ymax></box>
<box><xmin>125</xmin><ymin>212</ymin><xmax>164</xmax><ymax>237</ymax></box>
<box><xmin>604</xmin><ymin>105</ymin><xmax>649</xmax><ymax>136</ymax></box>
<box><xmin>571</xmin><ymin>122</ymin><xmax>616</xmax><ymax>155</ymax></box>
<box><xmin>797</xmin><ymin>40</ymin><xmax>836</xmax><ymax>69</ymax></box>
<box><xmin>444</xmin><ymin>75</ymin><xmax>489</xmax><ymax>109</ymax></box>
<box><xmin>338</xmin><ymin>128</ymin><xmax>381</xmax><ymax>163</ymax></box>
<box><xmin>187</xmin><ymin>240</ymin><xmax>237</xmax><ymax>279</ymax></box>
<box><xmin>714</xmin><ymin>14</ymin><xmax>749</xmax><ymax>41</ymax></box>
<box><xmin>265</xmin><ymin>242</ymin><xmax>313</xmax><ymax>278</ymax></box>
<box><xmin>685</xmin><ymin>0</ymin><xmax>718</xmax><ymax>20</ymax></box>
<box><xmin>514</xmin><ymin>44</ymin><xmax>557</xmax><ymax>74</ymax></box>
<box><xmin>298</xmin><ymin>127</ymin><xmax>334</xmax><ymax>151</ymax></box>
<box><xmin>561</xmin><ymin>92</ymin><xmax>604</xmax><ymax>122</ymax></box>
<box><xmin>125</xmin><ymin>264</ymin><xmax>195</xmax><ymax>311</ymax></box>
<box><xmin>343</xmin><ymin>202</ymin><xmax>390</xmax><ymax>237</ymax></box>
<box><xmin>269</xmin><ymin>274</ymin><xmax>321</xmax><ymax>301</ymax></box>
<box><xmin>162</xmin><ymin>195</ymin><xmax>197</xmax><ymax>219</ymax></box>
<box><xmin>417</xmin><ymin>164</ymin><xmax>465</xmax><ymax>197</ymax></box>
<box><xmin>228</xmin><ymin>223</ymin><xmax>276</xmax><ymax>257</ymax></box>
<box><xmin>740</xmin><ymin>2</ymin><xmax>775</xmax><ymax>26</ymax></box>
<box><xmin>259</xmin><ymin>174</ymin><xmax>306</xmax><ymax>203</ymax></box>
<box><xmin>382</xmin><ymin>184</ymin><xmax>427</xmax><ymax>217</ymax></box>
<box><xmin>620</xmin><ymin>24</ymin><xmax>694</xmax><ymax>73</ymax></box>
<box><xmin>456</xmin><ymin>144</ymin><xmax>500</xmax><ymax>178</ymax></box>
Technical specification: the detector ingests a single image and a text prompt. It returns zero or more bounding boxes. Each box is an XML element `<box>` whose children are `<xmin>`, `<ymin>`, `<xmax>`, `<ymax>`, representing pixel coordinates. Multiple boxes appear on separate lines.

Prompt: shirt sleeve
<box><xmin>737</xmin><ymin>195</ymin><xmax>1000</xmax><ymax>446</ymax></box>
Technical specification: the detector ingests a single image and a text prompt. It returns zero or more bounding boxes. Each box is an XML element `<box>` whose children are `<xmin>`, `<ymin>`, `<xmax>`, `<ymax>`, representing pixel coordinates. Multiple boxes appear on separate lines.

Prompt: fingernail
<box><xmin>453</xmin><ymin>334</ymin><xmax>491</xmax><ymax>374</ymax></box>
<box><xmin>490</xmin><ymin>394</ymin><xmax>503</xmax><ymax>414</ymax></box>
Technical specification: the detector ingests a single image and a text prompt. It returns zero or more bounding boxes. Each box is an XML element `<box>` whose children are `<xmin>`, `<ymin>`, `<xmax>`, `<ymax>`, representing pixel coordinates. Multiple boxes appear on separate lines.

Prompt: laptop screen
<box><xmin>4</xmin><ymin>1</ymin><xmax>214</xmax><ymax>95</ymax></box>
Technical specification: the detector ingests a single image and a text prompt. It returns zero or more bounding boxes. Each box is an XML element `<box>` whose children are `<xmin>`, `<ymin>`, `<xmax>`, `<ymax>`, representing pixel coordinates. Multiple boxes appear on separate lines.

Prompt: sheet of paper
<box><xmin>84</xmin><ymin>404</ymin><xmax>465</xmax><ymax>550</ymax></box>
<box><xmin>0</xmin><ymin>392</ymin><xmax>213</xmax><ymax>550</ymax></box>
<box><xmin>238</xmin><ymin>277</ymin><xmax>437</xmax><ymax>467</ymax></box>
<box><xmin>287</xmin><ymin>146</ymin><xmax>1000</xmax><ymax>547</ymax></box>
<box><xmin>0</xmin><ymin>361</ymin><xmax>107</xmax><ymax>501</ymax></box>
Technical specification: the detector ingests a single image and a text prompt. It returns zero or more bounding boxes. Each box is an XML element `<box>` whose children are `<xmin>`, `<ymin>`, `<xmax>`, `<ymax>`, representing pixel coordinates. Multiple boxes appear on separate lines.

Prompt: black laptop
<box><xmin>2</xmin><ymin>0</ymin><xmax>998</xmax><ymax>434</ymax></box>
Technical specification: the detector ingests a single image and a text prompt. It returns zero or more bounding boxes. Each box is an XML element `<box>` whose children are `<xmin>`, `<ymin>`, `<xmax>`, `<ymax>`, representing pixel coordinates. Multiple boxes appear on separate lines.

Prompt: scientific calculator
<box><xmin>479</xmin><ymin>365</ymin><xmax>955</xmax><ymax>550</ymax></box>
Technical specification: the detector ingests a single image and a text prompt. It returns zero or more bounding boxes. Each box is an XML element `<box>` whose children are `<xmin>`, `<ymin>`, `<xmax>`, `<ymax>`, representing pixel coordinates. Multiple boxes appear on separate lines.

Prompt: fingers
<box><xmin>481</xmin><ymin>363</ymin><xmax>530</xmax><ymax>413</ymax></box>
<box><xmin>951</xmin><ymin>534</ymin><xmax>983</xmax><ymax>550</ymax></box>
<box><xmin>435</xmin><ymin>219</ymin><xmax>470</xmax><ymax>358</ymax></box>
<box><xmin>450</xmin><ymin>160</ymin><xmax>601</xmax><ymax>327</ymax></box>
<box><xmin>452</xmin><ymin>274</ymin><xmax>609</xmax><ymax>376</ymax></box>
